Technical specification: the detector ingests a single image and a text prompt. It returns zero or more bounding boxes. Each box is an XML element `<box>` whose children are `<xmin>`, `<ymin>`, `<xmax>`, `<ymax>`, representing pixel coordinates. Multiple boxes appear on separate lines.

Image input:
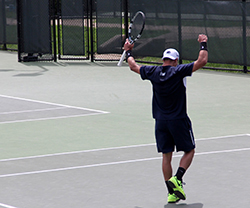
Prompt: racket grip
<box><xmin>117</xmin><ymin>50</ymin><xmax>127</xmax><ymax>66</ymax></box>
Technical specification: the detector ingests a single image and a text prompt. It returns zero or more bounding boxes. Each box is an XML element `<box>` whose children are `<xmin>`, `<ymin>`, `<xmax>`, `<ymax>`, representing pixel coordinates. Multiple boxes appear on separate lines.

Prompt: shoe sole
<box><xmin>167</xmin><ymin>180</ymin><xmax>186</xmax><ymax>200</ymax></box>
<box><xmin>168</xmin><ymin>198</ymin><xmax>180</xmax><ymax>204</ymax></box>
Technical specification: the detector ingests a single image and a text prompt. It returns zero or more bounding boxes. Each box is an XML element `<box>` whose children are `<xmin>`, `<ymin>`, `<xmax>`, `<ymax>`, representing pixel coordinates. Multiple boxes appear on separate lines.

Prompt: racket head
<box><xmin>128</xmin><ymin>11</ymin><xmax>145</xmax><ymax>43</ymax></box>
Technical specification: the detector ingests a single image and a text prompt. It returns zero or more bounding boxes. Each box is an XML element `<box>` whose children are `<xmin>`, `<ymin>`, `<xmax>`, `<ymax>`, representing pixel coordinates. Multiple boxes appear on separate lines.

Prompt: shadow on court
<box><xmin>164</xmin><ymin>203</ymin><xmax>203</xmax><ymax>208</ymax></box>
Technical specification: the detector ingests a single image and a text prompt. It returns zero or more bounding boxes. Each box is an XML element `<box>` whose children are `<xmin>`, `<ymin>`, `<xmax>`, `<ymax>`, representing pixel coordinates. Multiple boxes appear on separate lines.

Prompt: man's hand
<box><xmin>198</xmin><ymin>34</ymin><xmax>208</xmax><ymax>43</ymax></box>
<box><xmin>193</xmin><ymin>34</ymin><xmax>208</xmax><ymax>72</ymax></box>
<box><xmin>124</xmin><ymin>39</ymin><xmax>134</xmax><ymax>51</ymax></box>
<box><xmin>123</xmin><ymin>39</ymin><xmax>140</xmax><ymax>74</ymax></box>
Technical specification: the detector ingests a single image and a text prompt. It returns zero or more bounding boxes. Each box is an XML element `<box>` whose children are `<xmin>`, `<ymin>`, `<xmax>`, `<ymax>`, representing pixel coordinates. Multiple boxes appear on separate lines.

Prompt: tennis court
<box><xmin>0</xmin><ymin>50</ymin><xmax>250</xmax><ymax>208</ymax></box>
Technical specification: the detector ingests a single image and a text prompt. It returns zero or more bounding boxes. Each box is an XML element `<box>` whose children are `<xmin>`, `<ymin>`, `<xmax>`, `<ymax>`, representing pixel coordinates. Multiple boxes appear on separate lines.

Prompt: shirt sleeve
<box><xmin>140</xmin><ymin>65</ymin><xmax>158</xmax><ymax>80</ymax></box>
<box><xmin>177</xmin><ymin>62</ymin><xmax>194</xmax><ymax>77</ymax></box>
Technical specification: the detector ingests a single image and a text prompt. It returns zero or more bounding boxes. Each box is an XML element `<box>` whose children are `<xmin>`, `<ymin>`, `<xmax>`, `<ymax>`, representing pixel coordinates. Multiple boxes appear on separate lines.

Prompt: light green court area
<box><xmin>0</xmin><ymin>50</ymin><xmax>250</xmax><ymax>208</ymax></box>
<box><xmin>0</xmin><ymin>50</ymin><xmax>250</xmax><ymax>159</ymax></box>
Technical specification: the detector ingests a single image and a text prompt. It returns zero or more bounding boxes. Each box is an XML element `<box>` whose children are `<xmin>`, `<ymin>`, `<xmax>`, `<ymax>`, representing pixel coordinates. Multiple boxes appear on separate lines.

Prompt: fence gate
<box><xmin>17</xmin><ymin>0</ymin><xmax>53</xmax><ymax>62</ymax></box>
<box><xmin>94</xmin><ymin>0</ymin><xmax>124</xmax><ymax>61</ymax></box>
<box><xmin>57</xmin><ymin>0</ymin><xmax>89</xmax><ymax>60</ymax></box>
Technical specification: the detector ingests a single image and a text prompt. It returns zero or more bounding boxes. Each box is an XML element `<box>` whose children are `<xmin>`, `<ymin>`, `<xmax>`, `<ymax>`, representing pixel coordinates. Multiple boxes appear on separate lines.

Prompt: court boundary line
<box><xmin>0</xmin><ymin>146</ymin><xmax>250</xmax><ymax>179</ymax></box>
<box><xmin>0</xmin><ymin>107</ymin><xmax>66</xmax><ymax>115</ymax></box>
<box><xmin>0</xmin><ymin>112</ymin><xmax>107</xmax><ymax>125</ymax></box>
<box><xmin>0</xmin><ymin>202</ymin><xmax>19</xmax><ymax>208</ymax></box>
<box><xmin>0</xmin><ymin>133</ymin><xmax>249</xmax><ymax>162</ymax></box>
<box><xmin>0</xmin><ymin>94</ymin><xmax>109</xmax><ymax>114</ymax></box>
<box><xmin>0</xmin><ymin>94</ymin><xmax>109</xmax><ymax>124</ymax></box>
<box><xmin>0</xmin><ymin>143</ymin><xmax>156</xmax><ymax>162</ymax></box>
<box><xmin>198</xmin><ymin>133</ymin><xmax>250</xmax><ymax>141</ymax></box>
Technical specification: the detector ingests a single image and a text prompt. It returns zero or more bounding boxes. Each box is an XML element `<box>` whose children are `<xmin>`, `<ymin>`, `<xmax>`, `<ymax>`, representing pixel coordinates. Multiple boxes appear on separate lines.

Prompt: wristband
<box><xmin>200</xmin><ymin>42</ymin><xmax>208</xmax><ymax>51</ymax></box>
<box><xmin>126</xmin><ymin>50</ymin><xmax>133</xmax><ymax>60</ymax></box>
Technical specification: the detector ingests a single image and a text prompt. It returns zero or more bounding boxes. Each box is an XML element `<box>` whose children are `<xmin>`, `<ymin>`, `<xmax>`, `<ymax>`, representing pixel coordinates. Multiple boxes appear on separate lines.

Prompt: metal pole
<box><xmin>1</xmin><ymin>0</ymin><xmax>7</xmax><ymax>50</ymax></box>
<box><xmin>242</xmin><ymin>0</ymin><xmax>247</xmax><ymax>73</ymax></box>
<box><xmin>52</xmin><ymin>0</ymin><xmax>57</xmax><ymax>62</ymax></box>
<box><xmin>16</xmin><ymin>0</ymin><xmax>22</xmax><ymax>61</ymax></box>
<box><xmin>56</xmin><ymin>0</ymin><xmax>61</xmax><ymax>60</ymax></box>
<box><xmin>124</xmin><ymin>0</ymin><xmax>128</xmax><ymax>40</ymax></box>
<box><xmin>86</xmin><ymin>0</ymin><xmax>90</xmax><ymax>59</ymax></box>
<box><xmin>90</xmin><ymin>0</ymin><xmax>94</xmax><ymax>62</ymax></box>
<box><xmin>177</xmin><ymin>0</ymin><xmax>182</xmax><ymax>64</ymax></box>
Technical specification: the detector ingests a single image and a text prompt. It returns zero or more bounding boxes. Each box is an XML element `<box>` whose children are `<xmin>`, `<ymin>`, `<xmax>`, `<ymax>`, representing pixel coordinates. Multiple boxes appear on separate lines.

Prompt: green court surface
<box><xmin>0</xmin><ymin>50</ymin><xmax>250</xmax><ymax>208</ymax></box>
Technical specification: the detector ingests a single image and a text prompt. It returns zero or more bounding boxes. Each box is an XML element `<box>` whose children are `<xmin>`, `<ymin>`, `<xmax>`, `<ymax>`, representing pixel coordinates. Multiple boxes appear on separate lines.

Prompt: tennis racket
<box><xmin>117</xmin><ymin>11</ymin><xmax>145</xmax><ymax>66</ymax></box>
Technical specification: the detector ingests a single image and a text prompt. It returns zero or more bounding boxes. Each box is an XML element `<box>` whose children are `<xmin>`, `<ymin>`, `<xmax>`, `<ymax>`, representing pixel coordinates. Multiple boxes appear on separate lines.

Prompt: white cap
<box><xmin>162</xmin><ymin>48</ymin><xmax>179</xmax><ymax>60</ymax></box>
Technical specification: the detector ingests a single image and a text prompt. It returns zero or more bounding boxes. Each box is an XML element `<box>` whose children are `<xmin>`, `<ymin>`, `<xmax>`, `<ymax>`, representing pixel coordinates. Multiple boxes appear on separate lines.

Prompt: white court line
<box><xmin>0</xmin><ymin>143</ymin><xmax>155</xmax><ymax>162</ymax></box>
<box><xmin>0</xmin><ymin>94</ymin><xmax>109</xmax><ymax>124</ymax></box>
<box><xmin>0</xmin><ymin>112</ymin><xmax>107</xmax><ymax>125</ymax></box>
<box><xmin>0</xmin><ymin>202</ymin><xmax>19</xmax><ymax>208</ymax></box>
<box><xmin>0</xmin><ymin>107</ymin><xmax>66</xmax><ymax>115</ymax></box>
<box><xmin>0</xmin><ymin>133</ymin><xmax>249</xmax><ymax>162</ymax></box>
<box><xmin>0</xmin><ymin>94</ymin><xmax>109</xmax><ymax>114</ymax></box>
<box><xmin>0</xmin><ymin>147</ymin><xmax>250</xmax><ymax>179</ymax></box>
<box><xmin>0</xmin><ymin>136</ymin><xmax>247</xmax><ymax>208</ymax></box>
<box><xmin>198</xmin><ymin>133</ymin><xmax>250</xmax><ymax>141</ymax></box>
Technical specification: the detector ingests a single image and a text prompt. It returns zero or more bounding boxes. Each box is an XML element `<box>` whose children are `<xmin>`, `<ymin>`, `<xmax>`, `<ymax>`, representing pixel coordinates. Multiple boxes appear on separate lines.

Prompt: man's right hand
<box><xmin>124</xmin><ymin>39</ymin><xmax>134</xmax><ymax>51</ymax></box>
<box><xmin>198</xmin><ymin>34</ymin><xmax>208</xmax><ymax>43</ymax></box>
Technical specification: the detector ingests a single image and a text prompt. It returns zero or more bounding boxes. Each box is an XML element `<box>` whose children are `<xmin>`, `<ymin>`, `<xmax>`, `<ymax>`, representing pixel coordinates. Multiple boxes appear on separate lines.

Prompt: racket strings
<box><xmin>130</xmin><ymin>14</ymin><xmax>144</xmax><ymax>41</ymax></box>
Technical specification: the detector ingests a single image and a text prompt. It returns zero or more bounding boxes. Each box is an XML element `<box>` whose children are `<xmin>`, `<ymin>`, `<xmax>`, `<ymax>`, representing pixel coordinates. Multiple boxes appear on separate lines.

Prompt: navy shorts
<box><xmin>155</xmin><ymin>117</ymin><xmax>195</xmax><ymax>153</ymax></box>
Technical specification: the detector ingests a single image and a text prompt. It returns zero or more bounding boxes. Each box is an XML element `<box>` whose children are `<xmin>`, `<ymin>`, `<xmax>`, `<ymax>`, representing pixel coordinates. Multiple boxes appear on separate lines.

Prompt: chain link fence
<box><xmin>126</xmin><ymin>0</ymin><xmax>250</xmax><ymax>73</ymax></box>
<box><xmin>17</xmin><ymin>0</ymin><xmax>54</xmax><ymax>61</ymax></box>
<box><xmin>0</xmin><ymin>0</ymin><xmax>17</xmax><ymax>50</ymax></box>
<box><xmin>57</xmin><ymin>0</ymin><xmax>89</xmax><ymax>60</ymax></box>
<box><xmin>0</xmin><ymin>0</ymin><xmax>250</xmax><ymax>72</ymax></box>
<box><xmin>93</xmin><ymin>0</ymin><xmax>123</xmax><ymax>61</ymax></box>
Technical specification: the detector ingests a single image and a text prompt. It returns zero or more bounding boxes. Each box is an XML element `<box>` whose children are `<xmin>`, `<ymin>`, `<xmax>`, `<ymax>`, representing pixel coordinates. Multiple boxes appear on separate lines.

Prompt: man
<box><xmin>123</xmin><ymin>34</ymin><xmax>208</xmax><ymax>203</ymax></box>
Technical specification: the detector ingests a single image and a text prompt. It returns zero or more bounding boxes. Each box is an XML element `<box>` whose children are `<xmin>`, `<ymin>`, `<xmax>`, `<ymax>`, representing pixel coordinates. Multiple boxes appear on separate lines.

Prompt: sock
<box><xmin>165</xmin><ymin>181</ymin><xmax>174</xmax><ymax>194</ymax></box>
<box><xmin>175</xmin><ymin>167</ymin><xmax>186</xmax><ymax>182</ymax></box>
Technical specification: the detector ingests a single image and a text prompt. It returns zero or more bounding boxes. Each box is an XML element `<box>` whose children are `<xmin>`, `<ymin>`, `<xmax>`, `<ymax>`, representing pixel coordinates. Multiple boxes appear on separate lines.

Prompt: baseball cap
<box><xmin>162</xmin><ymin>48</ymin><xmax>179</xmax><ymax>60</ymax></box>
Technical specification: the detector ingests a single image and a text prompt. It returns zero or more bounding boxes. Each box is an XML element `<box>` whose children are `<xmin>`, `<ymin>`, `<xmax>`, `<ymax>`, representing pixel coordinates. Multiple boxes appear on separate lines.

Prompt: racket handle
<box><xmin>117</xmin><ymin>50</ymin><xmax>127</xmax><ymax>66</ymax></box>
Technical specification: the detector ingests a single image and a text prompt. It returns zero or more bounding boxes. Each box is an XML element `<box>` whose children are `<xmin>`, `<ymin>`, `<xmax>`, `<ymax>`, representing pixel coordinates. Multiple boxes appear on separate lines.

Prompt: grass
<box><xmin>136</xmin><ymin>57</ymin><xmax>249</xmax><ymax>73</ymax></box>
<box><xmin>1</xmin><ymin>23</ymin><xmax>249</xmax><ymax>73</ymax></box>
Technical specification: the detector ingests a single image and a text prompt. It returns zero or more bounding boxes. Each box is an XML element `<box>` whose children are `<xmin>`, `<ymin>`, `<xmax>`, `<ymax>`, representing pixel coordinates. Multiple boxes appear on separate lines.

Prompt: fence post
<box><xmin>1</xmin><ymin>0</ymin><xmax>7</xmax><ymax>50</ymax></box>
<box><xmin>177</xmin><ymin>0</ymin><xmax>182</xmax><ymax>64</ymax></box>
<box><xmin>16</xmin><ymin>0</ymin><xmax>22</xmax><ymax>62</ymax></box>
<box><xmin>242</xmin><ymin>0</ymin><xmax>248</xmax><ymax>73</ymax></box>
<box><xmin>52</xmin><ymin>0</ymin><xmax>57</xmax><ymax>62</ymax></box>
<box><xmin>90</xmin><ymin>0</ymin><xmax>94</xmax><ymax>62</ymax></box>
<box><xmin>123</xmin><ymin>0</ymin><xmax>129</xmax><ymax>40</ymax></box>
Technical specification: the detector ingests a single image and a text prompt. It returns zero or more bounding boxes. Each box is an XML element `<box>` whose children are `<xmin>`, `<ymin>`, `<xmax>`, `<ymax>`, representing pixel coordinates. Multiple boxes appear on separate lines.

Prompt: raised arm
<box><xmin>123</xmin><ymin>39</ymin><xmax>141</xmax><ymax>74</ymax></box>
<box><xmin>192</xmin><ymin>34</ymin><xmax>208</xmax><ymax>72</ymax></box>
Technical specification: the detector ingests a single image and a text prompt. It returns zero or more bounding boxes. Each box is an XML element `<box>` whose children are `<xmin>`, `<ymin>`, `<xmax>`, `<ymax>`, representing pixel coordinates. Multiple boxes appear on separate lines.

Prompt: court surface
<box><xmin>0</xmin><ymin>50</ymin><xmax>250</xmax><ymax>208</ymax></box>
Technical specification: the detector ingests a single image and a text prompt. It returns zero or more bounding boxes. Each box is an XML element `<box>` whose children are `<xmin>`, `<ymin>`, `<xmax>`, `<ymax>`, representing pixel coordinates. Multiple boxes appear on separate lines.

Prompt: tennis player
<box><xmin>123</xmin><ymin>34</ymin><xmax>208</xmax><ymax>203</ymax></box>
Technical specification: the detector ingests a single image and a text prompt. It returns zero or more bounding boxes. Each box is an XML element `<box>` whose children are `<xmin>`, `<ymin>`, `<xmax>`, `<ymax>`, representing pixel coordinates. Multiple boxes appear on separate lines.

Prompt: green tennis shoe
<box><xmin>168</xmin><ymin>193</ymin><xmax>180</xmax><ymax>203</ymax></box>
<box><xmin>167</xmin><ymin>176</ymin><xmax>186</xmax><ymax>200</ymax></box>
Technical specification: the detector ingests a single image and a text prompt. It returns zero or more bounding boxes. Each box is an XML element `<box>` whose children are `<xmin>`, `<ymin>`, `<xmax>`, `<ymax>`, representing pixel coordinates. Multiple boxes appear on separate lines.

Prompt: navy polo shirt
<box><xmin>140</xmin><ymin>63</ymin><xmax>194</xmax><ymax>120</ymax></box>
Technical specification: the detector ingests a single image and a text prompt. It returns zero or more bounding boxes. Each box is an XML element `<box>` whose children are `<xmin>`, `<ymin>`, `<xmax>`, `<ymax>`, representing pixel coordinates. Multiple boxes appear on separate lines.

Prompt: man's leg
<box><xmin>175</xmin><ymin>149</ymin><xmax>195</xmax><ymax>182</ymax></box>
<box><xmin>167</xmin><ymin>149</ymin><xmax>195</xmax><ymax>200</ymax></box>
<box><xmin>179</xmin><ymin>149</ymin><xmax>195</xmax><ymax>171</ymax></box>
<box><xmin>162</xmin><ymin>152</ymin><xmax>180</xmax><ymax>203</ymax></box>
<box><xmin>162</xmin><ymin>152</ymin><xmax>173</xmax><ymax>181</ymax></box>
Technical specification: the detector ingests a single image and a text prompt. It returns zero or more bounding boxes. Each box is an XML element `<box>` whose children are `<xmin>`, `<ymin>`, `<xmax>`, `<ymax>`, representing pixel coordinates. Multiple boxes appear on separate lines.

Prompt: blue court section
<box><xmin>0</xmin><ymin>134</ymin><xmax>249</xmax><ymax>208</ymax></box>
